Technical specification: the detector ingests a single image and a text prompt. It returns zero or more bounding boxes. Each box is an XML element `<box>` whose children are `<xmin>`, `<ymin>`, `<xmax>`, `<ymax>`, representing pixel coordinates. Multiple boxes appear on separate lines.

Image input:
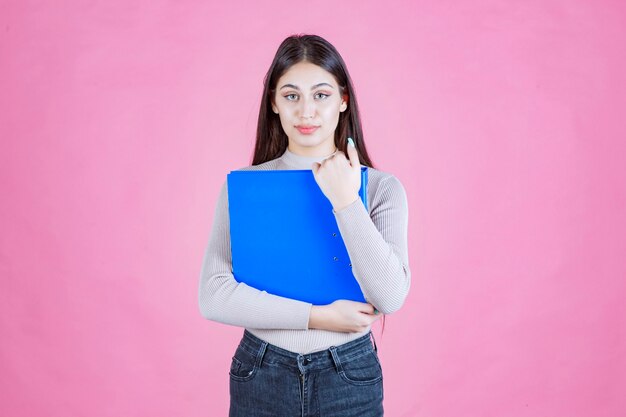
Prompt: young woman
<box><xmin>199</xmin><ymin>34</ymin><xmax>411</xmax><ymax>417</ymax></box>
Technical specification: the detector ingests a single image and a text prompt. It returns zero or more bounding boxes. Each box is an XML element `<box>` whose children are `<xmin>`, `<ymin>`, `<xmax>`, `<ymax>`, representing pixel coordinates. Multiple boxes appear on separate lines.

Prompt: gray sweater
<box><xmin>198</xmin><ymin>147</ymin><xmax>411</xmax><ymax>354</ymax></box>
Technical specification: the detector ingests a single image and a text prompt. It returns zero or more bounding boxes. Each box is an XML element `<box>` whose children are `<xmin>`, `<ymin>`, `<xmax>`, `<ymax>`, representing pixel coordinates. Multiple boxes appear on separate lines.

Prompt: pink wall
<box><xmin>1</xmin><ymin>1</ymin><xmax>625</xmax><ymax>416</ymax></box>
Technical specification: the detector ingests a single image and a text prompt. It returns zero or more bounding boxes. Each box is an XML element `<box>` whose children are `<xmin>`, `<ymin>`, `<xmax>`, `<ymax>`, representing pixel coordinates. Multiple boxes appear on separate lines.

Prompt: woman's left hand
<box><xmin>312</xmin><ymin>140</ymin><xmax>362</xmax><ymax>212</ymax></box>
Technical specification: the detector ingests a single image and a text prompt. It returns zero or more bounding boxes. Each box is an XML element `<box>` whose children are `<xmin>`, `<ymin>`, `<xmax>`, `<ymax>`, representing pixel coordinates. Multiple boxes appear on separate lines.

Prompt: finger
<box><xmin>346</xmin><ymin>137</ymin><xmax>360</xmax><ymax>169</ymax></box>
<box><xmin>325</xmin><ymin>151</ymin><xmax>343</xmax><ymax>168</ymax></box>
<box><xmin>361</xmin><ymin>314</ymin><xmax>379</xmax><ymax>326</ymax></box>
<box><xmin>358</xmin><ymin>303</ymin><xmax>376</xmax><ymax>314</ymax></box>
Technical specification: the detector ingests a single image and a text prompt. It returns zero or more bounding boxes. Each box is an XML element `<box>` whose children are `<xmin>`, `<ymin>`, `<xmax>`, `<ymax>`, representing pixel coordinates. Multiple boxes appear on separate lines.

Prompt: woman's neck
<box><xmin>287</xmin><ymin>145</ymin><xmax>338</xmax><ymax>158</ymax></box>
<box><xmin>280</xmin><ymin>147</ymin><xmax>339</xmax><ymax>169</ymax></box>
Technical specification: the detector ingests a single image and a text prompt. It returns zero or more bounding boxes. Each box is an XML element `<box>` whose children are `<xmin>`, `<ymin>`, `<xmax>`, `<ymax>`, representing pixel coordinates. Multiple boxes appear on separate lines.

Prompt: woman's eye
<box><xmin>315</xmin><ymin>92</ymin><xmax>330</xmax><ymax>100</ymax></box>
<box><xmin>285</xmin><ymin>94</ymin><xmax>298</xmax><ymax>101</ymax></box>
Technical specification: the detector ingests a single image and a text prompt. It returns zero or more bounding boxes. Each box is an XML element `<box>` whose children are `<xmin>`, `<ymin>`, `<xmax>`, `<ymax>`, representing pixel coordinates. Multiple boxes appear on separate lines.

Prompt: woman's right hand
<box><xmin>308</xmin><ymin>300</ymin><xmax>381</xmax><ymax>333</ymax></box>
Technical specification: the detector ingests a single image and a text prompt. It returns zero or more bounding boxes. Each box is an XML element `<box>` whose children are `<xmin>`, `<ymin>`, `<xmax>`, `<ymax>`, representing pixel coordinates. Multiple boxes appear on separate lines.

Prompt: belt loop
<box><xmin>370</xmin><ymin>331</ymin><xmax>378</xmax><ymax>353</ymax></box>
<box><xmin>255</xmin><ymin>341</ymin><xmax>268</xmax><ymax>369</ymax></box>
<box><xmin>328</xmin><ymin>346</ymin><xmax>344</xmax><ymax>373</ymax></box>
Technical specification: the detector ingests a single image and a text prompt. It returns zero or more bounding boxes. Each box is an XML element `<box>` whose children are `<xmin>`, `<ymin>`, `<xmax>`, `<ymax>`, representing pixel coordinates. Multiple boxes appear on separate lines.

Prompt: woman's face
<box><xmin>272</xmin><ymin>61</ymin><xmax>347</xmax><ymax>157</ymax></box>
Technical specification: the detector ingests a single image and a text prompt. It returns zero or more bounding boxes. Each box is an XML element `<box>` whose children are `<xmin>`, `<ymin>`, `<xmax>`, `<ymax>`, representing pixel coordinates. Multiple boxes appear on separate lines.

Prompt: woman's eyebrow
<box><xmin>279</xmin><ymin>83</ymin><xmax>335</xmax><ymax>90</ymax></box>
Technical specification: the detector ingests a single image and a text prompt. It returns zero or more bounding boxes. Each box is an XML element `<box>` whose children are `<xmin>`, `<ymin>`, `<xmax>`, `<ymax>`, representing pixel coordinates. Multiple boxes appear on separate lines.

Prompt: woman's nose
<box><xmin>300</xmin><ymin>97</ymin><xmax>316</xmax><ymax>119</ymax></box>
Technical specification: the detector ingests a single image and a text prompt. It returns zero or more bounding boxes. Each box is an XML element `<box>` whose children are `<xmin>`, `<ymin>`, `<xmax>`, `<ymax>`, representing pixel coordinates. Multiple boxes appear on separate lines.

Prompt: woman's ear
<box><xmin>340</xmin><ymin>94</ymin><xmax>349</xmax><ymax>112</ymax></box>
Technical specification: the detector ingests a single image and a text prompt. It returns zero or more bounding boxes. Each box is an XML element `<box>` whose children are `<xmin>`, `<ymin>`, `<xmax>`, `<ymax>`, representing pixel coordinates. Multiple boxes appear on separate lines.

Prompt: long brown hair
<box><xmin>251</xmin><ymin>34</ymin><xmax>375</xmax><ymax>168</ymax></box>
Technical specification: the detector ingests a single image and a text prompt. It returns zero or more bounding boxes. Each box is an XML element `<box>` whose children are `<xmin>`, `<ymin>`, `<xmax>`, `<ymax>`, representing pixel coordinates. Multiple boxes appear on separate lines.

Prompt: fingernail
<box><xmin>347</xmin><ymin>137</ymin><xmax>355</xmax><ymax>147</ymax></box>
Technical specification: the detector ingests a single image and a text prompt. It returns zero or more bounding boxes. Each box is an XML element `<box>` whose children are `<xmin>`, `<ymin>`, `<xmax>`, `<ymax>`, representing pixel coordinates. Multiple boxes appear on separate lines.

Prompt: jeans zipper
<box><xmin>300</xmin><ymin>373</ymin><xmax>305</xmax><ymax>416</ymax></box>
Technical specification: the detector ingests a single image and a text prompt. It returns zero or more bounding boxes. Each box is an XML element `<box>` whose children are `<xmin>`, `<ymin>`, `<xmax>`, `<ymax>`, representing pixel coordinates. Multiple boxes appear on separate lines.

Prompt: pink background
<box><xmin>2</xmin><ymin>1</ymin><xmax>625</xmax><ymax>416</ymax></box>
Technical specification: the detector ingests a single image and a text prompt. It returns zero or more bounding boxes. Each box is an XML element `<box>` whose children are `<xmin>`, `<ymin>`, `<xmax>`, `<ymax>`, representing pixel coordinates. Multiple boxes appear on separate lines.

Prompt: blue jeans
<box><xmin>229</xmin><ymin>330</ymin><xmax>384</xmax><ymax>416</ymax></box>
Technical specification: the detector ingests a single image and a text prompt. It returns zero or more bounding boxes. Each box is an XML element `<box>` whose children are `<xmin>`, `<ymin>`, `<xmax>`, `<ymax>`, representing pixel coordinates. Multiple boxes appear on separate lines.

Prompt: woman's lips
<box><xmin>296</xmin><ymin>126</ymin><xmax>319</xmax><ymax>134</ymax></box>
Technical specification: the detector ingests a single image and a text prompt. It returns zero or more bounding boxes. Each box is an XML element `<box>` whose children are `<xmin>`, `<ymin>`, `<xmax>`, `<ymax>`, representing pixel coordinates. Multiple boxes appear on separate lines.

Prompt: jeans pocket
<box><xmin>338</xmin><ymin>350</ymin><xmax>383</xmax><ymax>386</ymax></box>
<box><xmin>229</xmin><ymin>346</ymin><xmax>259</xmax><ymax>382</ymax></box>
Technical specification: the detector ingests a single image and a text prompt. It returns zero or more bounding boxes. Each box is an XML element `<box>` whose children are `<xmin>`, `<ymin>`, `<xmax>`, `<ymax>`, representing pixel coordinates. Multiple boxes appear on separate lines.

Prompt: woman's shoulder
<box><xmin>363</xmin><ymin>166</ymin><xmax>409</xmax><ymax>208</ymax></box>
<box><xmin>366</xmin><ymin>166</ymin><xmax>407</xmax><ymax>190</ymax></box>
<box><xmin>217</xmin><ymin>159</ymin><xmax>281</xmax><ymax>193</ymax></box>
<box><xmin>234</xmin><ymin>154</ymin><xmax>284</xmax><ymax>172</ymax></box>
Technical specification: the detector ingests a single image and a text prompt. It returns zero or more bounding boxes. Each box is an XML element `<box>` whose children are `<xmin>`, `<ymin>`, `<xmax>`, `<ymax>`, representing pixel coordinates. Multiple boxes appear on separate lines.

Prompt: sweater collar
<box><xmin>279</xmin><ymin>147</ymin><xmax>339</xmax><ymax>170</ymax></box>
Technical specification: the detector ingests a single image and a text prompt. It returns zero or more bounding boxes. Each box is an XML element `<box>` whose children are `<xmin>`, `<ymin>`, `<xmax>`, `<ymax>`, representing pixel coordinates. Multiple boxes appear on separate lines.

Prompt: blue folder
<box><xmin>227</xmin><ymin>167</ymin><xmax>369</xmax><ymax>305</ymax></box>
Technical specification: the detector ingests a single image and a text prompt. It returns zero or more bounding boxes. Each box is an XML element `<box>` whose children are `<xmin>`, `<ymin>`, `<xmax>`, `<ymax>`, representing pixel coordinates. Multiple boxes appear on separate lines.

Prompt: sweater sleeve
<box><xmin>332</xmin><ymin>174</ymin><xmax>411</xmax><ymax>314</ymax></box>
<box><xmin>198</xmin><ymin>180</ymin><xmax>313</xmax><ymax>329</ymax></box>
